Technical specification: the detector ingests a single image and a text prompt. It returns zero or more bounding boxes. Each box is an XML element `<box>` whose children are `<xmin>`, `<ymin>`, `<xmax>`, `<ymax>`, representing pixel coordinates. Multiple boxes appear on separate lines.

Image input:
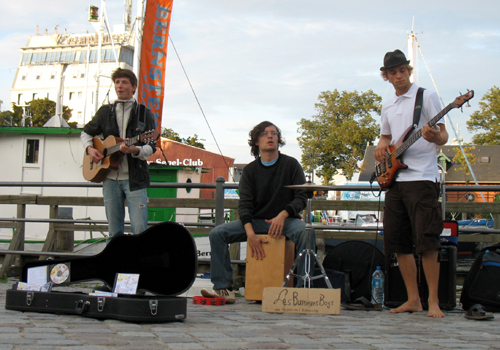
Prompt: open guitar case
<box><xmin>5</xmin><ymin>221</ymin><xmax>197</xmax><ymax>323</ymax></box>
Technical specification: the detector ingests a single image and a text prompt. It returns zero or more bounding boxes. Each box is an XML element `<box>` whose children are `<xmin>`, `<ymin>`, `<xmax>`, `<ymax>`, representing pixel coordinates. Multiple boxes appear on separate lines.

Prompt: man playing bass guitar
<box><xmin>374</xmin><ymin>50</ymin><xmax>448</xmax><ymax>318</ymax></box>
<box><xmin>81</xmin><ymin>68</ymin><xmax>157</xmax><ymax>243</ymax></box>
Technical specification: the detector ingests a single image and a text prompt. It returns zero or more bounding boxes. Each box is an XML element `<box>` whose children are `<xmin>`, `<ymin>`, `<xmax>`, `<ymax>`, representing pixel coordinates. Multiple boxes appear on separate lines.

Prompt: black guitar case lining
<box><xmin>5</xmin><ymin>222</ymin><xmax>197</xmax><ymax>323</ymax></box>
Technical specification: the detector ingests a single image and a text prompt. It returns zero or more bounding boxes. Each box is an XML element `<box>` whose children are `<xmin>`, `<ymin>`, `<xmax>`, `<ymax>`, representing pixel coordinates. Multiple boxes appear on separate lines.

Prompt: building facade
<box><xmin>11</xmin><ymin>30</ymin><xmax>134</xmax><ymax>127</ymax></box>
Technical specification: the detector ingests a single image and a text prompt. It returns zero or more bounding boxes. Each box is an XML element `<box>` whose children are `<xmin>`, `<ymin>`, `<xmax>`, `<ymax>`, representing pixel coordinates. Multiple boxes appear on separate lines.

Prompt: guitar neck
<box><xmin>394</xmin><ymin>103</ymin><xmax>454</xmax><ymax>159</ymax></box>
<box><xmin>105</xmin><ymin>135</ymin><xmax>141</xmax><ymax>156</ymax></box>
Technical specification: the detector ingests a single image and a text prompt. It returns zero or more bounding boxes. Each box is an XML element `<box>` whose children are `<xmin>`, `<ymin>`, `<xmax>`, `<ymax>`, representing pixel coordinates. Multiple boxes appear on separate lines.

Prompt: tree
<box><xmin>0</xmin><ymin>110</ymin><xmax>17</xmax><ymax>126</ymax></box>
<box><xmin>297</xmin><ymin>89</ymin><xmax>381</xmax><ymax>183</ymax></box>
<box><xmin>6</xmin><ymin>99</ymin><xmax>74</xmax><ymax>127</ymax></box>
<box><xmin>27</xmin><ymin>98</ymin><xmax>73</xmax><ymax>127</ymax></box>
<box><xmin>0</xmin><ymin>104</ymin><xmax>24</xmax><ymax>126</ymax></box>
<box><xmin>12</xmin><ymin>104</ymin><xmax>24</xmax><ymax>125</ymax></box>
<box><xmin>161</xmin><ymin>127</ymin><xmax>205</xmax><ymax>149</ymax></box>
<box><xmin>161</xmin><ymin>128</ymin><xmax>182</xmax><ymax>142</ymax></box>
<box><xmin>452</xmin><ymin>146</ymin><xmax>476</xmax><ymax>176</ymax></box>
<box><xmin>466</xmin><ymin>86</ymin><xmax>500</xmax><ymax>145</ymax></box>
<box><xmin>183</xmin><ymin>134</ymin><xmax>205</xmax><ymax>149</ymax></box>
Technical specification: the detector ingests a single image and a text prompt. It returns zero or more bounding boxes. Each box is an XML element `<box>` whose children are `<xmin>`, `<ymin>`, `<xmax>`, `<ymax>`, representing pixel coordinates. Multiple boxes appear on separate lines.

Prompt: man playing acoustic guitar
<box><xmin>374</xmin><ymin>50</ymin><xmax>448</xmax><ymax>318</ymax></box>
<box><xmin>81</xmin><ymin>68</ymin><xmax>157</xmax><ymax>242</ymax></box>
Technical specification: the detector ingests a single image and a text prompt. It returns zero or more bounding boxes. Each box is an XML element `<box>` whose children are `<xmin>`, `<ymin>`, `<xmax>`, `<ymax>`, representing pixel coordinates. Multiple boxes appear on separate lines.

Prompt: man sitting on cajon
<box><xmin>201</xmin><ymin>121</ymin><xmax>311</xmax><ymax>303</ymax></box>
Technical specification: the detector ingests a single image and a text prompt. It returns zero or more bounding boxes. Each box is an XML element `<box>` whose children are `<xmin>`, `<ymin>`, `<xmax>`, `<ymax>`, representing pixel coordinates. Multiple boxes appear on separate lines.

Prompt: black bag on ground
<box><xmin>322</xmin><ymin>241</ymin><xmax>384</xmax><ymax>302</ymax></box>
<box><xmin>312</xmin><ymin>268</ymin><xmax>349</xmax><ymax>303</ymax></box>
<box><xmin>461</xmin><ymin>244</ymin><xmax>500</xmax><ymax>312</ymax></box>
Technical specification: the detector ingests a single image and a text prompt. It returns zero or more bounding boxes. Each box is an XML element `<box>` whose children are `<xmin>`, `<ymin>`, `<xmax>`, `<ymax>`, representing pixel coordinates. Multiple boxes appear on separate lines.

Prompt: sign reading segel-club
<box><xmin>149</xmin><ymin>158</ymin><xmax>204</xmax><ymax>167</ymax></box>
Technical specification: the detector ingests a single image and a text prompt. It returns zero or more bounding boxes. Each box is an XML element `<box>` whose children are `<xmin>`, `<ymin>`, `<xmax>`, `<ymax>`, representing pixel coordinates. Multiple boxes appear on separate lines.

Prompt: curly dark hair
<box><xmin>248</xmin><ymin>121</ymin><xmax>286</xmax><ymax>159</ymax></box>
<box><xmin>111</xmin><ymin>68</ymin><xmax>137</xmax><ymax>88</ymax></box>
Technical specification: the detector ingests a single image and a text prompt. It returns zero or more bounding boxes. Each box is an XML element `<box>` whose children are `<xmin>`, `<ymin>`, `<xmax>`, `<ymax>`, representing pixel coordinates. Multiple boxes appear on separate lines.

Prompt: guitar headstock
<box><xmin>141</xmin><ymin>130</ymin><xmax>160</xmax><ymax>143</ymax></box>
<box><xmin>452</xmin><ymin>90</ymin><xmax>474</xmax><ymax>109</ymax></box>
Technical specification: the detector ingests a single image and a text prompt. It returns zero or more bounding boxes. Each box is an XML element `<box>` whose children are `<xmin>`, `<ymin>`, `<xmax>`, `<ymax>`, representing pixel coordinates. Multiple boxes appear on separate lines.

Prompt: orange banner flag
<box><xmin>138</xmin><ymin>0</ymin><xmax>174</xmax><ymax>133</ymax></box>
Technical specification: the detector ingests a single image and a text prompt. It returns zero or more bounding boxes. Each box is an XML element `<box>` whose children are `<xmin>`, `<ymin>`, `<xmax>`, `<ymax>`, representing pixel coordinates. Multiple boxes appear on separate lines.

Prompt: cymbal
<box><xmin>285</xmin><ymin>183</ymin><xmax>332</xmax><ymax>192</ymax></box>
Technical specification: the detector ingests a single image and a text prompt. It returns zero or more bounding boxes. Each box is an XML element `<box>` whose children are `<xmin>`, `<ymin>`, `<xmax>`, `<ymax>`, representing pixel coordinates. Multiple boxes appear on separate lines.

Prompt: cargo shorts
<box><xmin>383</xmin><ymin>181</ymin><xmax>443</xmax><ymax>255</ymax></box>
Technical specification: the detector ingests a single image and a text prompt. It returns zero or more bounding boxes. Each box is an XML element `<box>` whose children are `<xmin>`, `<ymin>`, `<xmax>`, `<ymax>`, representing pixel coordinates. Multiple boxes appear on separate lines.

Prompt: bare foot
<box><xmin>427</xmin><ymin>302</ymin><xmax>444</xmax><ymax>318</ymax></box>
<box><xmin>389</xmin><ymin>300</ymin><xmax>423</xmax><ymax>313</ymax></box>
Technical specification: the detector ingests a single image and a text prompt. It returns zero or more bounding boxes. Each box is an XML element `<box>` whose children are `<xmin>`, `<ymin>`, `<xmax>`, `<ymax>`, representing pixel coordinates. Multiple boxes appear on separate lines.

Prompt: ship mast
<box><xmin>407</xmin><ymin>17</ymin><xmax>418</xmax><ymax>84</ymax></box>
<box><xmin>93</xmin><ymin>0</ymin><xmax>105</xmax><ymax>113</ymax></box>
<box><xmin>124</xmin><ymin>0</ymin><xmax>133</xmax><ymax>32</ymax></box>
<box><xmin>133</xmin><ymin>0</ymin><xmax>146</xmax><ymax>90</ymax></box>
<box><xmin>408</xmin><ymin>19</ymin><xmax>487</xmax><ymax>211</ymax></box>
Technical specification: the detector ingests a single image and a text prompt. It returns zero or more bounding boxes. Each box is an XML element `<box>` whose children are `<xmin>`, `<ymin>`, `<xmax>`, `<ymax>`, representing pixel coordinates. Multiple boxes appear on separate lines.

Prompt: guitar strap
<box><xmin>136</xmin><ymin>102</ymin><xmax>146</xmax><ymax>133</ymax></box>
<box><xmin>405</xmin><ymin>87</ymin><xmax>425</xmax><ymax>141</ymax></box>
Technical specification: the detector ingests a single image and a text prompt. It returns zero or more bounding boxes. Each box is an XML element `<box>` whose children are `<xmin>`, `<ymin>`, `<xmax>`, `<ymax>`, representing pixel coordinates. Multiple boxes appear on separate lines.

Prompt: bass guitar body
<box><xmin>375</xmin><ymin>144</ymin><xmax>408</xmax><ymax>189</ymax></box>
<box><xmin>82</xmin><ymin>136</ymin><xmax>124</xmax><ymax>183</ymax></box>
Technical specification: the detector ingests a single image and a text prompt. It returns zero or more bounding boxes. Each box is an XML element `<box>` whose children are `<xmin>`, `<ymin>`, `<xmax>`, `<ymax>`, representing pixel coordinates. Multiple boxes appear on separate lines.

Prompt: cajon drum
<box><xmin>245</xmin><ymin>235</ymin><xmax>295</xmax><ymax>301</ymax></box>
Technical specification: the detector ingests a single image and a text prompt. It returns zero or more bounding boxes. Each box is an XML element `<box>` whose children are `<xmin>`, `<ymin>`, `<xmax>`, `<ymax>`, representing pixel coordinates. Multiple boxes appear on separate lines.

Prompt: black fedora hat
<box><xmin>380</xmin><ymin>49</ymin><xmax>410</xmax><ymax>71</ymax></box>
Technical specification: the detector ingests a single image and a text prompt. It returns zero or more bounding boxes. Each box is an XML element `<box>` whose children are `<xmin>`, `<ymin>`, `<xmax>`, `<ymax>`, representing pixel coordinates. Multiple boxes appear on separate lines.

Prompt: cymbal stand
<box><xmin>282</xmin><ymin>190</ymin><xmax>333</xmax><ymax>288</ymax></box>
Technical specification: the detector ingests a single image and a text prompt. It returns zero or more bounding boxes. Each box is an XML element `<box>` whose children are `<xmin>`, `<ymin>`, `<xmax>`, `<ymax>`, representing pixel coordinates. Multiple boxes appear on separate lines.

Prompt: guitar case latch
<box><xmin>149</xmin><ymin>299</ymin><xmax>158</xmax><ymax>315</ymax></box>
<box><xmin>97</xmin><ymin>297</ymin><xmax>106</xmax><ymax>312</ymax></box>
<box><xmin>26</xmin><ymin>292</ymin><xmax>34</xmax><ymax>306</ymax></box>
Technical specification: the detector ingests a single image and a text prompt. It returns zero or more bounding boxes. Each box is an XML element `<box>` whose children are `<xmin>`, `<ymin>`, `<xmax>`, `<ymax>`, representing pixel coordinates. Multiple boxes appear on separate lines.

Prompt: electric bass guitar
<box><xmin>82</xmin><ymin>130</ymin><xmax>160</xmax><ymax>183</ymax></box>
<box><xmin>374</xmin><ymin>90</ymin><xmax>474</xmax><ymax>188</ymax></box>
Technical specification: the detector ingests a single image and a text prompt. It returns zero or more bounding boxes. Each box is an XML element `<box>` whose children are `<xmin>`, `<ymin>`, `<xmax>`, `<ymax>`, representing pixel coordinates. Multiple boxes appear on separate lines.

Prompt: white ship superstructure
<box><xmin>11</xmin><ymin>29</ymin><xmax>135</xmax><ymax>127</ymax></box>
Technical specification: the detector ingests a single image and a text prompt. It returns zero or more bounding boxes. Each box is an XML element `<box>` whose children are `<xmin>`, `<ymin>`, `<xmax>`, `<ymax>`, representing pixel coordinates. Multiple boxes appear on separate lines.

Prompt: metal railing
<box><xmin>1</xmin><ymin>179</ymin><xmax>500</xmax><ymax>232</ymax></box>
<box><xmin>1</xmin><ymin>179</ymin><xmax>500</xmax><ymax>260</ymax></box>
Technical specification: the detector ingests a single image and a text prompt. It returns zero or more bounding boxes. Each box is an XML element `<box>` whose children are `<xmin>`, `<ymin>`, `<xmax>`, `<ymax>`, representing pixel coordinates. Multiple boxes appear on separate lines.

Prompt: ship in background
<box><xmin>10</xmin><ymin>1</ymin><xmax>138</xmax><ymax>127</ymax></box>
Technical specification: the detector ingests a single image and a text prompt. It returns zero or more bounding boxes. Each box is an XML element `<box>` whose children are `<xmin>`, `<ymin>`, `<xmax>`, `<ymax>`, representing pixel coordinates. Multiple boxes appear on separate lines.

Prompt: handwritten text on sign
<box><xmin>262</xmin><ymin>287</ymin><xmax>340</xmax><ymax>315</ymax></box>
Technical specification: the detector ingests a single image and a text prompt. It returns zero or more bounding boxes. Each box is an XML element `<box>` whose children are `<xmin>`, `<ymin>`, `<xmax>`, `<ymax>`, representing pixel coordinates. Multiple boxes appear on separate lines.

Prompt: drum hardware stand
<box><xmin>282</xmin><ymin>183</ymin><xmax>333</xmax><ymax>289</ymax></box>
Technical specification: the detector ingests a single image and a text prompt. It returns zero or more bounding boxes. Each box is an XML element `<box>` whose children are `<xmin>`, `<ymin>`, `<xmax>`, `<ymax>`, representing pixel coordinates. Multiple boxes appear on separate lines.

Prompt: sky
<box><xmin>1</xmin><ymin>0</ymin><xmax>499</xmax><ymax>166</ymax></box>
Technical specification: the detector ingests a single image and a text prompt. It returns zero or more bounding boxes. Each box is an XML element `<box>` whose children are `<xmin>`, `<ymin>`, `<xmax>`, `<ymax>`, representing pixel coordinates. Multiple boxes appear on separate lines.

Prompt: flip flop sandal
<box><xmin>342</xmin><ymin>296</ymin><xmax>383</xmax><ymax>311</ymax></box>
<box><xmin>465</xmin><ymin>304</ymin><xmax>494</xmax><ymax>320</ymax></box>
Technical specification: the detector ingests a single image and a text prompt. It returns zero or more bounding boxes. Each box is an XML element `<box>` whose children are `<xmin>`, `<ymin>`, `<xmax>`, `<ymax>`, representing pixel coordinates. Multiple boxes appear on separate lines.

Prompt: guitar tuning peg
<box><xmin>460</xmin><ymin>94</ymin><xmax>464</xmax><ymax>112</ymax></box>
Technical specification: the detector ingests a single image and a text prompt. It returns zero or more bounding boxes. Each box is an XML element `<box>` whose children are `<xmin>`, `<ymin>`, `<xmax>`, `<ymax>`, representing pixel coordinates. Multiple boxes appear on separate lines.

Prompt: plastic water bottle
<box><xmin>371</xmin><ymin>266</ymin><xmax>385</xmax><ymax>305</ymax></box>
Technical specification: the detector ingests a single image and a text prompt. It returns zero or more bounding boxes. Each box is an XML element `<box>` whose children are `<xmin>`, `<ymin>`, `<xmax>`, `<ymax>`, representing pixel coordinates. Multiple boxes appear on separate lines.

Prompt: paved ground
<box><xmin>0</xmin><ymin>277</ymin><xmax>499</xmax><ymax>350</ymax></box>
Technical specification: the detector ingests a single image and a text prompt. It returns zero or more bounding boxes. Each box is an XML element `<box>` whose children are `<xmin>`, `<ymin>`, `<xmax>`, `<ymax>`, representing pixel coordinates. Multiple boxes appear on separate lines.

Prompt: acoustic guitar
<box><xmin>21</xmin><ymin>222</ymin><xmax>197</xmax><ymax>296</ymax></box>
<box><xmin>82</xmin><ymin>130</ymin><xmax>159</xmax><ymax>183</ymax></box>
<box><xmin>374</xmin><ymin>91</ymin><xmax>474</xmax><ymax>188</ymax></box>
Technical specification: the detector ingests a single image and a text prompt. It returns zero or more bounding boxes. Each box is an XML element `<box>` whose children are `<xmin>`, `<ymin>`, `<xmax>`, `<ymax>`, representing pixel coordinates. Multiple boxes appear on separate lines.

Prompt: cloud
<box><xmin>1</xmin><ymin>0</ymin><xmax>499</xmax><ymax>163</ymax></box>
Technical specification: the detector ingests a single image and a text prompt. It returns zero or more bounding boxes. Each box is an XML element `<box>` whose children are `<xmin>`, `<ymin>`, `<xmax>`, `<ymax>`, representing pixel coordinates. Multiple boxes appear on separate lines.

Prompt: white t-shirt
<box><xmin>380</xmin><ymin>83</ymin><xmax>443</xmax><ymax>182</ymax></box>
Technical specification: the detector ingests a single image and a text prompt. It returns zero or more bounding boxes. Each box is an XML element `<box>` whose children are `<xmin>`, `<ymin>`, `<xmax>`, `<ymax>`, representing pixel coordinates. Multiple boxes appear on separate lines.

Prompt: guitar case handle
<box><xmin>75</xmin><ymin>300</ymin><xmax>90</xmax><ymax>315</ymax></box>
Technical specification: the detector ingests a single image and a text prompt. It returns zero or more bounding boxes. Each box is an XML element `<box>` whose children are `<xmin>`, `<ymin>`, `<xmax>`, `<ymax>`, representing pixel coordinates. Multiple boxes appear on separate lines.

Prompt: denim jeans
<box><xmin>102</xmin><ymin>179</ymin><xmax>148</xmax><ymax>242</ymax></box>
<box><xmin>208</xmin><ymin>218</ymin><xmax>314</xmax><ymax>290</ymax></box>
